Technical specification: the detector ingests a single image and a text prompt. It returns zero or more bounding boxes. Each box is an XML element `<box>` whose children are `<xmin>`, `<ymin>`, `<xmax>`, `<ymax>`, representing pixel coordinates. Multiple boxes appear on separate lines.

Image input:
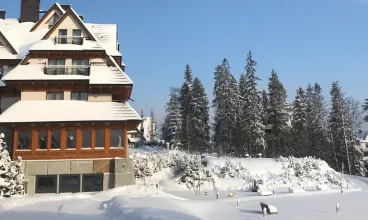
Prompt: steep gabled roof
<box><xmin>30</xmin><ymin>3</ymin><xmax>65</xmax><ymax>32</ymax></box>
<box><xmin>42</xmin><ymin>8</ymin><xmax>96</xmax><ymax>41</ymax></box>
<box><xmin>0</xmin><ymin>30</ymin><xmax>17</xmax><ymax>54</ymax></box>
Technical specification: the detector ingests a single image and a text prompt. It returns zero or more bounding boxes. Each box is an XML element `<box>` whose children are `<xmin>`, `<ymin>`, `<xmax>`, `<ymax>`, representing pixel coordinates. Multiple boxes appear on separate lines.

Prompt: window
<box><xmin>82</xmin><ymin>174</ymin><xmax>103</xmax><ymax>192</ymax></box>
<box><xmin>47</xmin><ymin>13</ymin><xmax>60</xmax><ymax>29</ymax></box>
<box><xmin>95</xmin><ymin>129</ymin><xmax>104</xmax><ymax>148</ymax></box>
<box><xmin>110</xmin><ymin>129</ymin><xmax>123</xmax><ymax>147</ymax></box>
<box><xmin>0</xmin><ymin>40</ymin><xmax>3</xmax><ymax>46</ymax></box>
<box><xmin>47</xmin><ymin>92</ymin><xmax>64</xmax><ymax>100</ymax></box>
<box><xmin>51</xmin><ymin>130</ymin><xmax>60</xmax><ymax>149</ymax></box>
<box><xmin>82</xmin><ymin>130</ymin><xmax>91</xmax><ymax>148</ymax></box>
<box><xmin>47</xmin><ymin>59</ymin><xmax>65</xmax><ymax>75</ymax></box>
<box><xmin>66</xmin><ymin>130</ymin><xmax>76</xmax><ymax>149</ymax></box>
<box><xmin>38</xmin><ymin>131</ymin><xmax>47</xmax><ymax>149</ymax></box>
<box><xmin>72</xmin><ymin>59</ymin><xmax>89</xmax><ymax>75</ymax></box>
<box><xmin>18</xmin><ymin>131</ymin><xmax>31</xmax><ymax>150</ymax></box>
<box><xmin>71</xmin><ymin>92</ymin><xmax>88</xmax><ymax>101</ymax></box>
<box><xmin>59</xmin><ymin>174</ymin><xmax>80</xmax><ymax>193</ymax></box>
<box><xmin>35</xmin><ymin>175</ymin><xmax>57</xmax><ymax>194</ymax></box>
<box><xmin>72</xmin><ymin>29</ymin><xmax>82</xmax><ymax>45</ymax></box>
<box><xmin>58</xmin><ymin>29</ymin><xmax>67</xmax><ymax>44</ymax></box>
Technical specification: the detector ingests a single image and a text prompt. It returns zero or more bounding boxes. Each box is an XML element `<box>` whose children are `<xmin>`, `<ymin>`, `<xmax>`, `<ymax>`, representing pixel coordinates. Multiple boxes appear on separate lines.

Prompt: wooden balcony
<box><xmin>44</xmin><ymin>65</ymin><xmax>90</xmax><ymax>76</ymax></box>
<box><xmin>54</xmin><ymin>36</ymin><xmax>84</xmax><ymax>45</ymax></box>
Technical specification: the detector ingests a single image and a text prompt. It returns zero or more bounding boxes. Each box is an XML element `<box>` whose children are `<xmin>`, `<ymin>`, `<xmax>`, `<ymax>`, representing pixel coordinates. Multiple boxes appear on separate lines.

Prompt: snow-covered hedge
<box><xmin>132</xmin><ymin>152</ymin><xmax>349</xmax><ymax>190</ymax></box>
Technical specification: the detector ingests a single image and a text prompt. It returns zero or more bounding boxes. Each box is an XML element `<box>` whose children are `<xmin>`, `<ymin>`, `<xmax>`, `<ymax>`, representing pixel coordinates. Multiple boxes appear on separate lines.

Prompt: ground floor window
<box><xmin>82</xmin><ymin>130</ymin><xmax>91</xmax><ymax>148</ymax></box>
<box><xmin>38</xmin><ymin>131</ymin><xmax>47</xmax><ymax>149</ymax></box>
<box><xmin>59</xmin><ymin>174</ymin><xmax>80</xmax><ymax>193</ymax></box>
<box><xmin>66</xmin><ymin>130</ymin><xmax>76</xmax><ymax>149</ymax></box>
<box><xmin>82</xmin><ymin>174</ymin><xmax>103</xmax><ymax>192</ymax></box>
<box><xmin>110</xmin><ymin>129</ymin><xmax>123</xmax><ymax>147</ymax></box>
<box><xmin>51</xmin><ymin>130</ymin><xmax>61</xmax><ymax>149</ymax></box>
<box><xmin>35</xmin><ymin>175</ymin><xmax>57</xmax><ymax>194</ymax></box>
<box><xmin>18</xmin><ymin>131</ymin><xmax>31</xmax><ymax>150</ymax></box>
<box><xmin>95</xmin><ymin>129</ymin><xmax>104</xmax><ymax>148</ymax></box>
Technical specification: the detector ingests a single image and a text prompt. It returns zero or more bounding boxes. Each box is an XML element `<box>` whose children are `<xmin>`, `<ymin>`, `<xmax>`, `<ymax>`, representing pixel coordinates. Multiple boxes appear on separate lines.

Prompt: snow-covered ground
<box><xmin>1</xmin><ymin>146</ymin><xmax>367</xmax><ymax>219</ymax></box>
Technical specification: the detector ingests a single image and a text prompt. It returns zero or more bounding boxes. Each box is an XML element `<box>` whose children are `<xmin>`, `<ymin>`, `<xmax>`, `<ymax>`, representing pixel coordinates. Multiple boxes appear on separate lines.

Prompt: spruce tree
<box><xmin>240</xmin><ymin>51</ymin><xmax>265</xmax><ymax>157</ymax></box>
<box><xmin>179</xmin><ymin>64</ymin><xmax>193</xmax><ymax>152</ymax></box>
<box><xmin>237</xmin><ymin>74</ymin><xmax>247</xmax><ymax>156</ymax></box>
<box><xmin>292</xmin><ymin>88</ymin><xmax>308</xmax><ymax>157</ymax></box>
<box><xmin>189</xmin><ymin>77</ymin><xmax>210</xmax><ymax>154</ymax></box>
<box><xmin>262</xmin><ymin>90</ymin><xmax>269</xmax><ymax>125</ymax></box>
<box><xmin>213</xmin><ymin>59</ymin><xmax>238</xmax><ymax>156</ymax></box>
<box><xmin>162</xmin><ymin>87</ymin><xmax>181</xmax><ymax>147</ymax></box>
<box><xmin>267</xmin><ymin>70</ymin><xmax>290</xmax><ymax>157</ymax></box>
<box><xmin>149</xmin><ymin>109</ymin><xmax>156</xmax><ymax>141</ymax></box>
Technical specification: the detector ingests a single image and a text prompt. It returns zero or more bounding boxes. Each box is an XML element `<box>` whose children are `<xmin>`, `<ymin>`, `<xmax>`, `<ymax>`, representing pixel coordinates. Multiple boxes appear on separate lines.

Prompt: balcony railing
<box><xmin>44</xmin><ymin>65</ymin><xmax>90</xmax><ymax>76</ymax></box>
<box><xmin>54</xmin><ymin>36</ymin><xmax>84</xmax><ymax>45</ymax></box>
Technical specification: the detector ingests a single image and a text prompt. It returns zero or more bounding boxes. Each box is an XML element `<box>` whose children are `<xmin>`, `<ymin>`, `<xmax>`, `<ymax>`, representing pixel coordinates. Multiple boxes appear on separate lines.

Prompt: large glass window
<box><xmin>47</xmin><ymin>13</ymin><xmax>60</xmax><ymax>29</ymax></box>
<box><xmin>95</xmin><ymin>129</ymin><xmax>104</xmax><ymax>148</ymax></box>
<box><xmin>82</xmin><ymin>130</ymin><xmax>91</xmax><ymax>148</ymax></box>
<box><xmin>18</xmin><ymin>131</ymin><xmax>31</xmax><ymax>150</ymax></box>
<box><xmin>46</xmin><ymin>92</ymin><xmax>64</xmax><ymax>100</ymax></box>
<box><xmin>82</xmin><ymin>174</ymin><xmax>103</xmax><ymax>192</ymax></box>
<box><xmin>59</xmin><ymin>174</ymin><xmax>80</xmax><ymax>193</ymax></box>
<box><xmin>51</xmin><ymin>130</ymin><xmax>60</xmax><ymax>149</ymax></box>
<box><xmin>38</xmin><ymin>131</ymin><xmax>47</xmax><ymax>149</ymax></box>
<box><xmin>66</xmin><ymin>130</ymin><xmax>76</xmax><ymax>149</ymax></box>
<box><xmin>110</xmin><ymin>129</ymin><xmax>123</xmax><ymax>147</ymax></box>
<box><xmin>71</xmin><ymin>92</ymin><xmax>88</xmax><ymax>101</ymax></box>
<box><xmin>35</xmin><ymin>175</ymin><xmax>57</xmax><ymax>194</ymax></box>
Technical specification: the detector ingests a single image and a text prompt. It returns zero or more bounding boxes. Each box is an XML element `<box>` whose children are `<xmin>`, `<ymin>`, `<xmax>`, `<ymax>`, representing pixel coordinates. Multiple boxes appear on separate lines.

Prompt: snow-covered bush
<box><xmin>220</xmin><ymin>159</ymin><xmax>251</xmax><ymax>179</ymax></box>
<box><xmin>0</xmin><ymin>134</ymin><xmax>27</xmax><ymax>197</ymax></box>
<box><xmin>274</xmin><ymin>156</ymin><xmax>347</xmax><ymax>187</ymax></box>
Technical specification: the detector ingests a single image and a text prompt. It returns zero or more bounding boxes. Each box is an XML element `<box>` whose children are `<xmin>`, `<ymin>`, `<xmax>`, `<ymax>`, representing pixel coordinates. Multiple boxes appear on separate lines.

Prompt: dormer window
<box><xmin>47</xmin><ymin>13</ymin><xmax>60</xmax><ymax>29</ymax></box>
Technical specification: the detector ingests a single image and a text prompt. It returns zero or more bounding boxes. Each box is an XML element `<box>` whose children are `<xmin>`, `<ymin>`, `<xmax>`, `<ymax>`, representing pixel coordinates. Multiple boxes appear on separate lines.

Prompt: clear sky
<box><xmin>3</xmin><ymin>0</ymin><xmax>368</xmax><ymax>127</ymax></box>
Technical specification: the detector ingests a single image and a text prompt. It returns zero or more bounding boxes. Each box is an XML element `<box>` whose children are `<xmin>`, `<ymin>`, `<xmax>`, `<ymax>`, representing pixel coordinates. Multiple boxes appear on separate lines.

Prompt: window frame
<box><xmin>66</xmin><ymin>129</ymin><xmax>77</xmax><ymax>149</ymax></box>
<box><xmin>50</xmin><ymin>130</ymin><xmax>61</xmax><ymax>149</ymax></box>
<box><xmin>18</xmin><ymin>131</ymin><xmax>32</xmax><ymax>150</ymax></box>
<box><xmin>46</xmin><ymin>92</ymin><xmax>64</xmax><ymax>100</ymax></box>
<box><xmin>95</xmin><ymin>129</ymin><xmax>104</xmax><ymax>148</ymax></box>
<box><xmin>71</xmin><ymin>92</ymin><xmax>88</xmax><ymax>101</ymax></box>
<box><xmin>59</xmin><ymin>174</ymin><xmax>81</xmax><ymax>193</ymax></box>
<box><xmin>35</xmin><ymin>175</ymin><xmax>57</xmax><ymax>194</ymax></box>
<box><xmin>110</xmin><ymin>129</ymin><xmax>123</xmax><ymax>148</ymax></box>
<box><xmin>37</xmin><ymin>131</ymin><xmax>48</xmax><ymax>150</ymax></box>
<box><xmin>82</xmin><ymin>129</ymin><xmax>92</xmax><ymax>148</ymax></box>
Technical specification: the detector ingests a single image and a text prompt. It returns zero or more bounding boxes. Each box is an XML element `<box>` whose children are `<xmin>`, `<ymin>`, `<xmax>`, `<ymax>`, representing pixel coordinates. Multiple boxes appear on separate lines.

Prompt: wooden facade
<box><xmin>10</xmin><ymin>121</ymin><xmax>140</xmax><ymax>160</ymax></box>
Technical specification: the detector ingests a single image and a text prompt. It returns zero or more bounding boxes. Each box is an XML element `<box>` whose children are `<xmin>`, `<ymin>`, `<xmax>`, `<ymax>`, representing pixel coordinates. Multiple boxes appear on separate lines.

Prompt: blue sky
<box><xmin>3</xmin><ymin>0</ymin><xmax>368</xmax><ymax>126</ymax></box>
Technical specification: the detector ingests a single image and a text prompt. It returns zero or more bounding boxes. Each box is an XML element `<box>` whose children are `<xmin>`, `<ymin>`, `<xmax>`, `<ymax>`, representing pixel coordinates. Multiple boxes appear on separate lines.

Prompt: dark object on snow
<box><xmin>260</xmin><ymin>202</ymin><xmax>278</xmax><ymax>214</ymax></box>
<box><xmin>201</xmin><ymin>155</ymin><xmax>206</xmax><ymax>159</ymax></box>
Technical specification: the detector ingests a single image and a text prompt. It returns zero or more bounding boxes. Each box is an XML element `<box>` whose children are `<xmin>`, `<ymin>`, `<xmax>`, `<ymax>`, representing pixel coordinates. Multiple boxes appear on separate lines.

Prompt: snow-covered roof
<box><xmin>128</xmin><ymin>137</ymin><xmax>141</xmax><ymax>143</ymax></box>
<box><xmin>0</xmin><ymin>100</ymin><xmax>141</xmax><ymax>123</ymax></box>
<box><xmin>89</xmin><ymin>64</ymin><xmax>132</xmax><ymax>85</ymax></box>
<box><xmin>30</xmin><ymin>38</ymin><xmax>104</xmax><ymax>51</ymax></box>
<box><xmin>85</xmin><ymin>23</ymin><xmax>122</xmax><ymax>56</ymax></box>
<box><xmin>0</xmin><ymin>20</ymin><xmax>48</xmax><ymax>59</ymax></box>
<box><xmin>2</xmin><ymin>63</ymin><xmax>132</xmax><ymax>85</ymax></box>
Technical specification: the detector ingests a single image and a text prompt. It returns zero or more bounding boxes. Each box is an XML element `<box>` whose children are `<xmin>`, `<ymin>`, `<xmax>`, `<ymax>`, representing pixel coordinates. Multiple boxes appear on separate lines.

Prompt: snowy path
<box><xmin>0</xmin><ymin>176</ymin><xmax>368</xmax><ymax>220</ymax></box>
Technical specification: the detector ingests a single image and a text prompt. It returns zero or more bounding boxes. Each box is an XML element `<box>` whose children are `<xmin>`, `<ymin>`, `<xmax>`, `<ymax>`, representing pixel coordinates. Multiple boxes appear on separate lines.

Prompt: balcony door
<box><xmin>72</xmin><ymin>29</ymin><xmax>82</xmax><ymax>45</ymax></box>
<box><xmin>48</xmin><ymin>59</ymin><xmax>65</xmax><ymax>75</ymax></box>
<box><xmin>58</xmin><ymin>29</ymin><xmax>67</xmax><ymax>44</ymax></box>
<box><xmin>72</xmin><ymin>59</ymin><xmax>89</xmax><ymax>75</ymax></box>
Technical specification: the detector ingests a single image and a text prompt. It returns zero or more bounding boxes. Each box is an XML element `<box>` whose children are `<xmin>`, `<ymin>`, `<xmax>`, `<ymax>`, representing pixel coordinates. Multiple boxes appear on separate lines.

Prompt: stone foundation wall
<box><xmin>23</xmin><ymin>158</ymin><xmax>135</xmax><ymax>195</ymax></box>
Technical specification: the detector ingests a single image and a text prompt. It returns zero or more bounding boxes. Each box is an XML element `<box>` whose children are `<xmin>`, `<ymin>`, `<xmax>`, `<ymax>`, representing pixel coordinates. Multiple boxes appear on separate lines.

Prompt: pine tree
<box><xmin>267</xmin><ymin>70</ymin><xmax>291</xmax><ymax>157</ymax></box>
<box><xmin>189</xmin><ymin>77</ymin><xmax>210</xmax><ymax>154</ymax></box>
<box><xmin>327</xmin><ymin>81</ymin><xmax>365</xmax><ymax>175</ymax></box>
<box><xmin>262</xmin><ymin>90</ymin><xmax>269</xmax><ymax>125</ymax></box>
<box><xmin>149</xmin><ymin>109</ymin><xmax>156</xmax><ymax>141</ymax></box>
<box><xmin>162</xmin><ymin>87</ymin><xmax>181</xmax><ymax>147</ymax></box>
<box><xmin>239</xmin><ymin>51</ymin><xmax>265</xmax><ymax>157</ymax></box>
<box><xmin>0</xmin><ymin>134</ymin><xmax>11</xmax><ymax>197</ymax></box>
<box><xmin>8</xmin><ymin>156</ymin><xmax>27</xmax><ymax>196</ymax></box>
<box><xmin>292</xmin><ymin>88</ymin><xmax>308</xmax><ymax>157</ymax></box>
<box><xmin>213</xmin><ymin>59</ymin><xmax>238</xmax><ymax>156</ymax></box>
<box><xmin>179</xmin><ymin>64</ymin><xmax>193</xmax><ymax>152</ymax></box>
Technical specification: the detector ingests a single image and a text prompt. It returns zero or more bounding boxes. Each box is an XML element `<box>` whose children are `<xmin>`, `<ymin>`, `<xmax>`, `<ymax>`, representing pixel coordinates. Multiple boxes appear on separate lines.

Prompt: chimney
<box><xmin>0</xmin><ymin>10</ymin><xmax>5</xmax><ymax>19</ymax></box>
<box><xmin>60</xmin><ymin>4</ymin><xmax>71</xmax><ymax>11</ymax></box>
<box><xmin>78</xmin><ymin>15</ymin><xmax>84</xmax><ymax>21</ymax></box>
<box><xmin>20</xmin><ymin>0</ymin><xmax>40</xmax><ymax>23</ymax></box>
